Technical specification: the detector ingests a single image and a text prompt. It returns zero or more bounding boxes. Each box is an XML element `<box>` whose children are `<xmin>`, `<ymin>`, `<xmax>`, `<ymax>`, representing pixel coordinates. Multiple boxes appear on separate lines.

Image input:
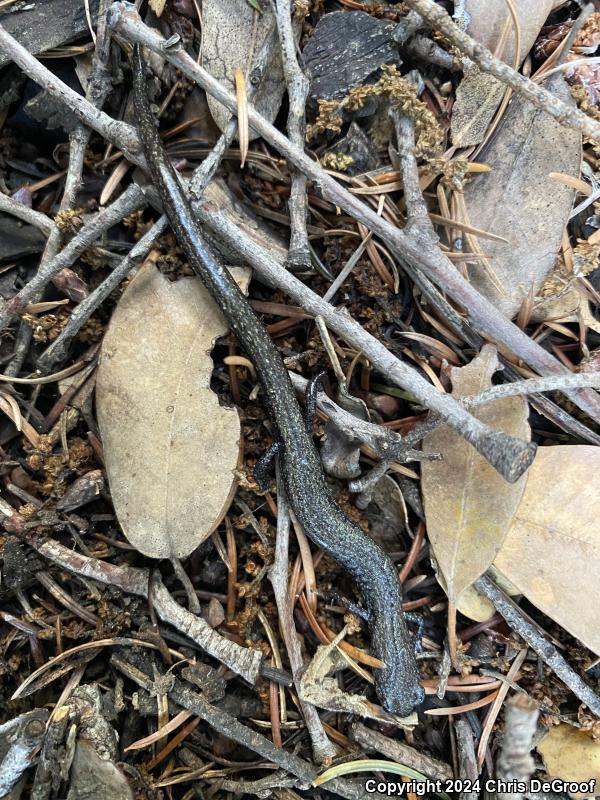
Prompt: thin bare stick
<box><xmin>401</xmin><ymin>0</ymin><xmax>600</xmax><ymax>142</ymax></box>
<box><xmin>475</xmin><ymin>575</ymin><xmax>600</xmax><ymax>718</ymax></box>
<box><xmin>0</xmin><ymin>184</ymin><xmax>145</xmax><ymax>326</ymax></box>
<box><xmin>351</xmin><ymin>721</ymin><xmax>452</xmax><ymax>781</ymax></box>
<box><xmin>104</xmin><ymin>4</ymin><xmax>600</xmax><ymax>424</ymax></box>
<box><xmin>454</xmin><ymin>717</ymin><xmax>479</xmax><ymax>800</ymax></box>
<box><xmin>269</xmin><ymin>467</ymin><xmax>336</xmax><ymax>762</ymax></box>
<box><xmin>0</xmin><ymin>22</ymin><xmax>139</xmax><ymax>159</ymax></box>
<box><xmin>274</xmin><ymin>0</ymin><xmax>311</xmax><ymax>267</ymax></box>
<box><xmin>37</xmin><ymin>220</ymin><xmax>166</xmax><ymax>371</ymax></box>
<box><xmin>465</xmin><ymin>372</ymin><xmax>600</xmax><ymax>406</ymax></box>
<box><xmin>0</xmin><ymin>193</ymin><xmax>55</xmax><ymax>235</ymax></box>
<box><xmin>31</xmin><ymin>535</ymin><xmax>263</xmax><ymax>684</ymax></box>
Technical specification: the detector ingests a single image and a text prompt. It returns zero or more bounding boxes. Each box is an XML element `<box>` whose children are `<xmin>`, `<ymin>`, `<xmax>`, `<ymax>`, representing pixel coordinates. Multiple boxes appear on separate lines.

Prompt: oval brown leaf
<box><xmin>452</xmin><ymin>0</ymin><xmax>555</xmax><ymax>146</ymax></box>
<box><xmin>421</xmin><ymin>345</ymin><xmax>531</xmax><ymax>603</ymax></box>
<box><xmin>462</xmin><ymin>75</ymin><xmax>581</xmax><ymax>319</ymax></box>
<box><xmin>96</xmin><ymin>262</ymin><xmax>247</xmax><ymax>559</ymax></box>
<box><xmin>203</xmin><ymin>0</ymin><xmax>285</xmax><ymax>140</ymax></box>
<box><xmin>495</xmin><ymin>445</ymin><xmax>600</xmax><ymax>655</ymax></box>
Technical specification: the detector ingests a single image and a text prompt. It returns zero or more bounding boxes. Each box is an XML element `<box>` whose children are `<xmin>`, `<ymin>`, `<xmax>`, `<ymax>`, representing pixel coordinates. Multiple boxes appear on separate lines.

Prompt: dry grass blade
<box><xmin>125</xmin><ymin>710</ymin><xmax>193</xmax><ymax>751</ymax></box>
<box><xmin>234</xmin><ymin>67</ymin><xmax>249</xmax><ymax>168</ymax></box>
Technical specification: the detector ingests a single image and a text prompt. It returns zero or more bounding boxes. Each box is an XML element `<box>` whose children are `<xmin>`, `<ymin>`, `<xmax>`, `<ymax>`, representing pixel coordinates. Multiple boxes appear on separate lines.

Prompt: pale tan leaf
<box><xmin>149</xmin><ymin>0</ymin><xmax>166</xmax><ymax>16</ymax></box>
<box><xmin>422</xmin><ymin>345</ymin><xmax>531</xmax><ymax>602</ymax></box>
<box><xmin>462</xmin><ymin>75</ymin><xmax>581</xmax><ymax>319</ymax></box>
<box><xmin>203</xmin><ymin>0</ymin><xmax>287</xmax><ymax>140</ymax></box>
<box><xmin>538</xmin><ymin>724</ymin><xmax>600</xmax><ymax>799</ymax></box>
<box><xmin>96</xmin><ymin>263</ymin><xmax>248</xmax><ymax>559</ymax></box>
<box><xmin>455</xmin><ymin>567</ymin><xmax>520</xmax><ymax>623</ymax></box>
<box><xmin>452</xmin><ymin>0</ymin><xmax>555</xmax><ymax>146</ymax></box>
<box><xmin>494</xmin><ymin>445</ymin><xmax>600</xmax><ymax>655</ymax></box>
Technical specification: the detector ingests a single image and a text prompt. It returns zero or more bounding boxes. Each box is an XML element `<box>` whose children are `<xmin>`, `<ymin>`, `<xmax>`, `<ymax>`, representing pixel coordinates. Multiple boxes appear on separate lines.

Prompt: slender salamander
<box><xmin>132</xmin><ymin>45</ymin><xmax>424</xmax><ymax>716</ymax></box>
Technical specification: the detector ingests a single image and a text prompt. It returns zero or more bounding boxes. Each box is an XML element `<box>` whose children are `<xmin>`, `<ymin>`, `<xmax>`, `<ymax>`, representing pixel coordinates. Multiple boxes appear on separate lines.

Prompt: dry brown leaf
<box><xmin>494</xmin><ymin>445</ymin><xmax>600</xmax><ymax>656</ymax></box>
<box><xmin>96</xmin><ymin>262</ymin><xmax>249</xmax><ymax>559</ymax></box>
<box><xmin>462</xmin><ymin>75</ymin><xmax>581</xmax><ymax>319</ymax></box>
<box><xmin>452</xmin><ymin>0</ymin><xmax>555</xmax><ymax>146</ymax></box>
<box><xmin>421</xmin><ymin>345</ymin><xmax>531</xmax><ymax>603</ymax></box>
<box><xmin>538</xmin><ymin>724</ymin><xmax>600</xmax><ymax>799</ymax></box>
<box><xmin>203</xmin><ymin>0</ymin><xmax>287</xmax><ymax>140</ymax></box>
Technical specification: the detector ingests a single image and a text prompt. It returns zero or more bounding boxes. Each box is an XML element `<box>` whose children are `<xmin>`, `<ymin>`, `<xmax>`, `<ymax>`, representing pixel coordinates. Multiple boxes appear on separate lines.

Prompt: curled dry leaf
<box><xmin>463</xmin><ymin>75</ymin><xmax>581</xmax><ymax>319</ymax></box>
<box><xmin>494</xmin><ymin>445</ymin><xmax>600</xmax><ymax>656</ymax></box>
<box><xmin>421</xmin><ymin>345</ymin><xmax>531</xmax><ymax>604</ymax></box>
<box><xmin>538</xmin><ymin>724</ymin><xmax>600</xmax><ymax>799</ymax></box>
<box><xmin>451</xmin><ymin>0</ymin><xmax>555</xmax><ymax>146</ymax></box>
<box><xmin>96</xmin><ymin>262</ymin><xmax>249</xmax><ymax>559</ymax></box>
<box><xmin>202</xmin><ymin>0</ymin><xmax>286</xmax><ymax>140</ymax></box>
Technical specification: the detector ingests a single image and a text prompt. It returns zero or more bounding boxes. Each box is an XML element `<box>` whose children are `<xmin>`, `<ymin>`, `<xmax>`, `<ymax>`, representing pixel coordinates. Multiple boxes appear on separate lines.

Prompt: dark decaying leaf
<box><xmin>462</xmin><ymin>75</ymin><xmax>581</xmax><ymax>318</ymax></box>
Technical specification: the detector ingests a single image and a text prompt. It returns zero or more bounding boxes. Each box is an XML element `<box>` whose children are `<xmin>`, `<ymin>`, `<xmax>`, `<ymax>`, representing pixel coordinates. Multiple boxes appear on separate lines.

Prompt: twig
<box><xmin>104</xmin><ymin>4</ymin><xmax>600</xmax><ymax>425</ymax></box>
<box><xmin>214</xmin><ymin>773</ymin><xmax>299</xmax><ymax>795</ymax></box>
<box><xmin>496</xmin><ymin>694</ymin><xmax>540</xmax><ymax>800</ymax></box>
<box><xmin>274</xmin><ymin>0</ymin><xmax>311</xmax><ymax>268</ymax></box>
<box><xmin>30</xmin><ymin>535</ymin><xmax>263</xmax><ymax>684</ymax></box>
<box><xmin>0</xmin><ymin>192</ymin><xmax>55</xmax><ymax>235</ymax></box>
<box><xmin>351</xmin><ymin>721</ymin><xmax>452</xmax><ymax>781</ymax></box>
<box><xmin>474</xmin><ymin>575</ymin><xmax>600</xmax><ymax>718</ymax></box>
<box><xmin>268</xmin><ymin>467</ymin><xmax>335</xmax><ymax>762</ymax></box>
<box><xmin>110</xmin><ymin>654</ymin><xmax>389</xmax><ymax>800</ymax></box>
<box><xmin>454</xmin><ymin>717</ymin><xmax>479</xmax><ymax>800</ymax></box>
<box><xmin>288</xmin><ymin>371</ymin><xmax>421</xmax><ymax>463</ymax></box>
<box><xmin>0</xmin><ymin>22</ymin><xmax>139</xmax><ymax>160</ymax></box>
<box><xmin>37</xmin><ymin>220</ymin><xmax>166</xmax><ymax>371</ymax></box>
<box><xmin>389</xmin><ymin>72</ymin><xmax>433</xmax><ymax>236</ymax></box>
<box><xmin>401</xmin><ymin>0</ymin><xmax>600</xmax><ymax>142</ymax></box>
<box><xmin>0</xmin><ymin>183</ymin><xmax>145</xmax><ymax>326</ymax></box>
<box><xmin>5</xmin><ymin>126</ymin><xmax>91</xmax><ymax>376</ymax></box>
<box><xmin>465</xmin><ymin>372</ymin><xmax>600</xmax><ymax>407</ymax></box>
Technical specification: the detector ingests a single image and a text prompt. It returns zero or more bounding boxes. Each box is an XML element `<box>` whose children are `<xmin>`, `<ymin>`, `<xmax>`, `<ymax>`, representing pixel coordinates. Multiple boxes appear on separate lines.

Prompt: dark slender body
<box><xmin>132</xmin><ymin>47</ymin><xmax>423</xmax><ymax>716</ymax></box>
